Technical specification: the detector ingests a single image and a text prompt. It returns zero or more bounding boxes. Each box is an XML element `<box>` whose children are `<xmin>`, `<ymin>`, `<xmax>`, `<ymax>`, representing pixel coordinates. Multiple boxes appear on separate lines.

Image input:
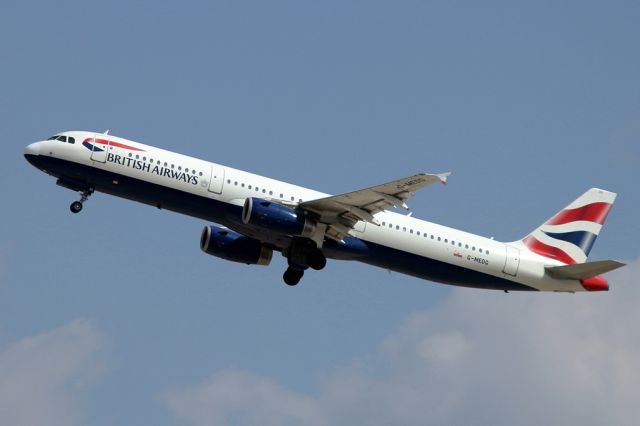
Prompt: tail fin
<box><xmin>521</xmin><ymin>188</ymin><xmax>617</xmax><ymax>264</ymax></box>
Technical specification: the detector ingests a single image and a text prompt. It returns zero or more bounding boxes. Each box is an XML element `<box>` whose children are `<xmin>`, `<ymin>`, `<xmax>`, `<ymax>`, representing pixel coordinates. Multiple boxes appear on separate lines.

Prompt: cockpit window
<box><xmin>47</xmin><ymin>135</ymin><xmax>74</xmax><ymax>143</ymax></box>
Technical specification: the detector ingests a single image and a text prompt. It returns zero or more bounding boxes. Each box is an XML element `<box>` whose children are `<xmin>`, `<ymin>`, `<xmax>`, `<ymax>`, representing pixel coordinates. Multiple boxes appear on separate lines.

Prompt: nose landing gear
<box><xmin>69</xmin><ymin>188</ymin><xmax>94</xmax><ymax>214</ymax></box>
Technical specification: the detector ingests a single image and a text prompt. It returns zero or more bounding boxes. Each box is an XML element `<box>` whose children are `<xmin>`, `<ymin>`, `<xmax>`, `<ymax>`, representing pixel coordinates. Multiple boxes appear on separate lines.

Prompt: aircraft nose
<box><xmin>24</xmin><ymin>142</ymin><xmax>40</xmax><ymax>156</ymax></box>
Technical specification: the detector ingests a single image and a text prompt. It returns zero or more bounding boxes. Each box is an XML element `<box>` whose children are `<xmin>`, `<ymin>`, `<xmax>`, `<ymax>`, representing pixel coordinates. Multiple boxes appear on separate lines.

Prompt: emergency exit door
<box><xmin>208</xmin><ymin>164</ymin><xmax>225</xmax><ymax>194</ymax></box>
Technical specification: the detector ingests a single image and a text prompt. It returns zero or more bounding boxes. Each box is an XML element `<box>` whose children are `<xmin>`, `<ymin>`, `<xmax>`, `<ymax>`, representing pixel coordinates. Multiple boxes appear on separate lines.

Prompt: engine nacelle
<box><xmin>200</xmin><ymin>225</ymin><xmax>272</xmax><ymax>266</ymax></box>
<box><xmin>242</xmin><ymin>198</ymin><xmax>316</xmax><ymax>237</ymax></box>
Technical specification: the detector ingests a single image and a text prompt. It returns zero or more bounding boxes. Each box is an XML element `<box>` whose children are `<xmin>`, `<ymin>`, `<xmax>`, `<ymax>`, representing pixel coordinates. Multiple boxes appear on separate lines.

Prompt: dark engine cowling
<box><xmin>242</xmin><ymin>198</ymin><xmax>316</xmax><ymax>237</ymax></box>
<box><xmin>200</xmin><ymin>225</ymin><xmax>272</xmax><ymax>265</ymax></box>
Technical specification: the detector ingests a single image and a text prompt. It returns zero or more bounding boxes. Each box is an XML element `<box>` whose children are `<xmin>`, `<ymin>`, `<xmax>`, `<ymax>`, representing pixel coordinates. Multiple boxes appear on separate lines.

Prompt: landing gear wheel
<box><xmin>308</xmin><ymin>250</ymin><xmax>327</xmax><ymax>270</ymax></box>
<box><xmin>283</xmin><ymin>268</ymin><xmax>304</xmax><ymax>286</ymax></box>
<box><xmin>69</xmin><ymin>187</ymin><xmax>93</xmax><ymax>214</ymax></box>
<box><xmin>70</xmin><ymin>201</ymin><xmax>83</xmax><ymax>214</ymax></box>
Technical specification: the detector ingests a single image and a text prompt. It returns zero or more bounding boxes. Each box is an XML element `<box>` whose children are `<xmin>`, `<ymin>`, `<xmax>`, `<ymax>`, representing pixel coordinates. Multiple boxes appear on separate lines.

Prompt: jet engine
<box><xmin>200</xmin><ymin>225</ymin><xmax>272</xmax><ymax>265</ymax></box>
<box><xmin>242</xmin><ymin>198</ymin><xmax>316</xmax><ymax>237</ymax></box>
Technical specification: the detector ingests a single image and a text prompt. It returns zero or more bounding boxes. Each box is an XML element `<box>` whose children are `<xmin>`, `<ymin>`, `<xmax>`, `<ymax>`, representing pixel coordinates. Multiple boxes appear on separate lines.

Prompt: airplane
<box><xmin>24</xmin><ymin>131</ymin><xmax>625</xmax><ymax>291</ymax></box>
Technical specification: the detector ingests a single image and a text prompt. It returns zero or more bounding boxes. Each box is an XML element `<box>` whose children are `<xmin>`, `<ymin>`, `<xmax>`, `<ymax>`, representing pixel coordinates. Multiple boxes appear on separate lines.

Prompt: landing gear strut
<box><xmin>282</xmin><ymin>237</ymin><xmax>327</xmax><ymax>286</ymax></box>
<box><xmin>69</xmin><ymin>188</ymin><xmax>93</xmax><ymax>214</ymax></box>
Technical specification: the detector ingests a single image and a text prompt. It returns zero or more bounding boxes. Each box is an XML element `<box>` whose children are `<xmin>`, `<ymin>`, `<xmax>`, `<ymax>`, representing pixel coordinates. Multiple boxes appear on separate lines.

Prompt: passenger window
<box><xmin>255</xmin><ymin>187</ymin><xmax>259</xmax><ymax>192</ymax></box>
<box><xmin>178</xmin><ymin>166</ymin><xmax>181</xmax><ymax>170</ymax></box>
<box><xmin>486</xmin><ymin>250</ymin><xmax>490</xmax><ymax>255</ymax></box>
<box><xmin>417</xmin><ymin>231</ymin><xmax>420</xmax><ymax>236</ymax></box>
<box><xmin>280</xmin><ymin>193</ymin><xmax>284</xmax><ymax>198</ymax></box>
<box><xmin>444</xmin><ymin>239</ymin><xmax>448</xmax><ymax>243</ymax></box>
<box><xmin>396</xmin><ymin>225</ymin><xmax>400</xmax><ymax>230</ymax></box>
<box><xmin>262</xmin><ymin>189</ymin><xmax>266</xmax><ymax>194</ymax></box>
<box><xmin>185</xmin><ymin>168</ymin><xmax>189</xmax><ymax>173</ymax></box>
<box><xmin>403</xmin><ymin>227</ymin><xmax>406</xmax><ymax>232</ymax></box>
<box><xmin>290</xmin><ymin>196</ymin><xmax>294</xmax><ymax>201</ymax></box>
<box><xmin>199</xmin><ymin>172</ymin><xmax>203</xmax><ymax>176</ymax></box>
<box><xmin>410</xmin><ymin>229</ymin><xmax>413</xmax><ymax>234</ymax></box>
<box><xmin>437</xmin><ymin>237</ymin><xmax>441</xmax><ymax>241</ymax></box>
<box><xmin>269</xmin><ymin>191</ymin><xmax>273</xmax><ymax>195</ymax></box>
<box><xmin>248</xmin><ymin>185</ymin><xmax>252</xmax><ymax>189</ymax></box>
<box><xmin>479</xmin><ymin>248</ymin><xmax>483</xmax><ymax>253</ymax></box>
<box><xmin>472</xmin><ymin>246</ymin><xmax>476</xmax><ymax>251</ymax></box>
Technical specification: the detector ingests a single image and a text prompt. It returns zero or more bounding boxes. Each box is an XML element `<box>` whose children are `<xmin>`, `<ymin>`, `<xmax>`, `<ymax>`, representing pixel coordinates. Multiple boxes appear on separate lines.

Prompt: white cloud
<box><xmin>164</xmin><ymin>370</ymin><xmax>325</xmax><ymax>426</ymax></box>
<box><xmin>0</xmin><ymin>320</ymin><xmax>103</xmax><ymax>426</ymax></box>
<box><xmin>164</xmin><ymin>258</ymin><xmax>640</xmax><ymax>426</ymax></box>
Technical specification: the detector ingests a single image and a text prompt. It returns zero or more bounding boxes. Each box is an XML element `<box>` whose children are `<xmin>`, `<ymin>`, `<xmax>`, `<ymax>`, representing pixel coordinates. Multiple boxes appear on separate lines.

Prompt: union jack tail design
<box><xmin>521</xmin><ymin>188</ymin><xmax>617</xmax><ymax>264</ymax></box>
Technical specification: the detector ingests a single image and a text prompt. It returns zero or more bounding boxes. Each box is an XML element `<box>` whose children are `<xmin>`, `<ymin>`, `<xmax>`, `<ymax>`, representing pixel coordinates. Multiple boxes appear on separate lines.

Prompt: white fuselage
<box><xmin>24</xmin><ymin>131</ymin><xmax>594</xmax><ymax>292</ymax></box>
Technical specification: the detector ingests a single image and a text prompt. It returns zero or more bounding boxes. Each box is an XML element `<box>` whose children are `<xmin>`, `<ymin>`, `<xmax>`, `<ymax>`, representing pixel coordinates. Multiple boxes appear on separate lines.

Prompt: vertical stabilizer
<box><xmin>521</xmin><ymin>188</ymin><xmax>616</xmax><ymax>264</ymax></box>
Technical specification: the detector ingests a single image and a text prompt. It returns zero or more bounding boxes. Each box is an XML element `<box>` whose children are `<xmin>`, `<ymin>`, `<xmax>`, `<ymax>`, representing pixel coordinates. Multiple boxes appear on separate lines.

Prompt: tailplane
<box><xmin>545</xmin><ymin>260</ymin><xmax>625</xmax><ymax>280</ymax></box>
<box><xmin>521</xmin><ymin>188</ymin><xmax>616</xmax><ymax>264</ymax></box>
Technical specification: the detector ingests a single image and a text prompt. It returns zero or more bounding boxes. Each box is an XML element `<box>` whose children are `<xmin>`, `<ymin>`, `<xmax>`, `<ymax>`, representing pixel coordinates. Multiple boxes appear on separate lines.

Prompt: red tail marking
<box><xmin>580</xmin><ymin>275</ymin><xmax>609</xmax><ymax>291</ymax></box>
<box><xmin>547</xmin><ymin>202</ymin><xmax>611</xmax><ymax>226</ymax></box>
<box><xmin>522</xmin><ymin>236</ymin><xmax>577</xmax><ymax>265</ymax></box>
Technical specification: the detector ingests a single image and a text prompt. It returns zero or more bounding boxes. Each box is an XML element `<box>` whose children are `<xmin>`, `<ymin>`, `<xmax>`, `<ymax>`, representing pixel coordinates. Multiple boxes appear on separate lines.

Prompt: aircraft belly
<box><xmin>358</xmin><ymin>241</ymin><xmax>537</xmax><ymax>291</ymax></box>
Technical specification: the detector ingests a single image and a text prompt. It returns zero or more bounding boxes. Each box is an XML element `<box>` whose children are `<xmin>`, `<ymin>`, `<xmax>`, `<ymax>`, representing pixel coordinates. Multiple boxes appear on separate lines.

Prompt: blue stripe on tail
<box><xmin>542</xmin><ymin>231</ymin><xmax>598</xmax><ymax>256</ymax></box>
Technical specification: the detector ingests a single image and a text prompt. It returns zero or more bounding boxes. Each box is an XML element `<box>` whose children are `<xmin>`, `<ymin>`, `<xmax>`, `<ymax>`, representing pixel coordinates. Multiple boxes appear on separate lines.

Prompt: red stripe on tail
<box><xmin>522</xmin><ymin>236</ymin><xmax>577</xmax><ymax>264</ymax></box>
<box><xmin>547</xmin><ymin>202</ymin><xmax>612</xmax><ymax>226</ymax></box>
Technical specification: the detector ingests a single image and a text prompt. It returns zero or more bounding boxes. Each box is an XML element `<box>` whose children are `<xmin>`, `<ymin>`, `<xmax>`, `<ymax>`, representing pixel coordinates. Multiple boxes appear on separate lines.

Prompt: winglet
<box><xmin>437</xmin><ymin>172</ymin><xmax>451</xmax><ymax>185</ymax></box>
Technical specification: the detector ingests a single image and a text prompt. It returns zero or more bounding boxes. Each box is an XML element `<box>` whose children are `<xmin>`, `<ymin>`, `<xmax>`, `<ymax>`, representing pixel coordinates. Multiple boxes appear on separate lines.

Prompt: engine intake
<box><xmin>242</xmin><ymin>198</ymin><xmax>316</xmax><ymax>237</ymax></box>
<box><xmin>200</xmin><ymin>225</ymin><xmax>272</xmax><ymax>266</ymax></box>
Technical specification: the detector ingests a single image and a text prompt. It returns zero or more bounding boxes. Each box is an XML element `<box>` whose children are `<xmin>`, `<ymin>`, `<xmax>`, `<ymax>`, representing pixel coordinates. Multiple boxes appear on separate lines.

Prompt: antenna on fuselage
<box><xmin>103</xmin><ymin>129</ymin><xmax>110</xmax><ymax>135</ymax></box>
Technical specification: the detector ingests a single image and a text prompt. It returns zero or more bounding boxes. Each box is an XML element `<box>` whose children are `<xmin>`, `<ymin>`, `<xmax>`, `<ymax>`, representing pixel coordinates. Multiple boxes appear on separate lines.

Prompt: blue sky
<box><xmin>2</xmin><ymin>1</ymin><xmax>639</xmax><ymax>425</ymax></box>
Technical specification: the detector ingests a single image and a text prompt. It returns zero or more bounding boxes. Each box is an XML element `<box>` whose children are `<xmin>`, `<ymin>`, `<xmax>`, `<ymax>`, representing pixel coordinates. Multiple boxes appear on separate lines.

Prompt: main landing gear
<box><xmin>282</xmin><ymin>237</ymin><xmax>327</xmax><ymax>286</ymax></box>
<box><xmin>283</xmin><ymin>267</ymin><xmax>305</xmax><ymax>286</ymax></box>
<box><xmin>69</xmin><ymin>188</ymin><xmax>94</xmax><ymax>214</ymax></box>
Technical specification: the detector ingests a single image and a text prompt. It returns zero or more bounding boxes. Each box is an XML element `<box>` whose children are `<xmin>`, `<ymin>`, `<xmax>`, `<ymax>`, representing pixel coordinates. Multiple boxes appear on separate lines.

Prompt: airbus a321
<box><xmin>25</xmin><ymin>131</ymin><xmax>624</xmax><ymax>291</ymax></box>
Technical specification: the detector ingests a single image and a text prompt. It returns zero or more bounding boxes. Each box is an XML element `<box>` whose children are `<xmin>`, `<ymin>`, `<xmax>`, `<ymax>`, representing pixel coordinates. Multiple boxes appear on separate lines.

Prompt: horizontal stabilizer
<box><xmin>545</xmin><ymin>260</ymin><xmax>626</xmax><ymax>280</ymax></box>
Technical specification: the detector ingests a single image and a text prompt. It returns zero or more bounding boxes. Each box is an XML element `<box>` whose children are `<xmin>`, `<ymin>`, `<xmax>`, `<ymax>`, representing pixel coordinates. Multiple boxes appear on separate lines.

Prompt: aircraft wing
<box><xmin>300</xmin><ymin>172</ymin><xmax>450</xmax><ymax>241</ymax></box>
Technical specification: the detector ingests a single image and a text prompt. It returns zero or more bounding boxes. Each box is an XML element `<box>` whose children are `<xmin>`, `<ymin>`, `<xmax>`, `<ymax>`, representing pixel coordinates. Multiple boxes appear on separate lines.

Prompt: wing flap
<box><xmin>545</xmin><ymin>260</ymin><xmax>626</xmax><ymax>280</ymax></box>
